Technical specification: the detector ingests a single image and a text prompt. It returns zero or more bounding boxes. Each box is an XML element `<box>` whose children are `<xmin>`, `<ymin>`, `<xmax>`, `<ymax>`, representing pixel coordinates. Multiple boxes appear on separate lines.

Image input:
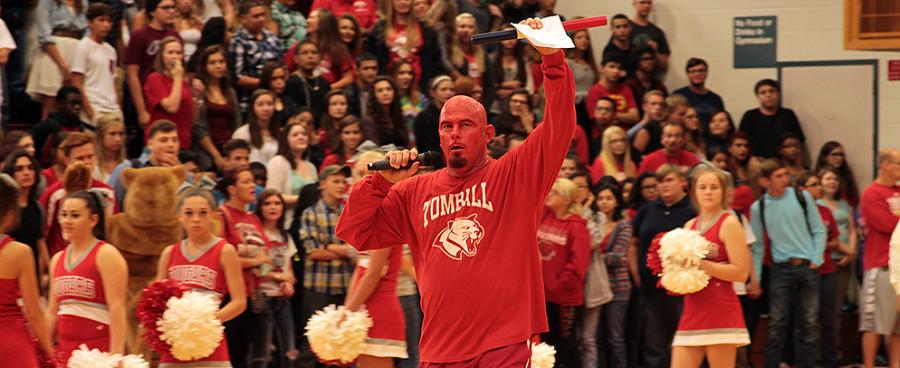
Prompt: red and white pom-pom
<box><xmin>67</xmin><ymin>344</ymin><xmax>149</xmax><ymax>368</ymax></box>
<box><xmin>656</xmin><ymin>228</ymin><xmax>714</xmax><ymax>294</ymax></box>
<box><xmin>530</xmin><ymin>342</ymin><xmax>556</xmax><ymax>368</ymax></box>
<box><xmin>158</xmin><ymin>291</ymin><xmax>224</xmax><ymax>361</ymax></box>
<box><xmin>136</xmin><ymin>279</ymin><xmax>187</xmax><ymax>355</ymax></box>
<box><xmin>305</xmin><ymin>305</ymin><xmax>373</xmax><ymax>365</ymax></box>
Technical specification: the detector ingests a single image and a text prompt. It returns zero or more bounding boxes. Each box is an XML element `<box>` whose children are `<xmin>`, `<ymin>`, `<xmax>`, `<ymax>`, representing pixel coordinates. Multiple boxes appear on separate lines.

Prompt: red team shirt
<box><xmin>53</xmin><ymin>241</ymin><xmax>110</xmax><ymax>362</ymax></box>
<box><xmin>584</xmin><ymin>82</ymin><xmax>637</xmax><ymax>119</ymax></box>
<box><xmin>337</xmin><ymin>51</ymin><xmax>576</xmax><ymax>363</ymax></box>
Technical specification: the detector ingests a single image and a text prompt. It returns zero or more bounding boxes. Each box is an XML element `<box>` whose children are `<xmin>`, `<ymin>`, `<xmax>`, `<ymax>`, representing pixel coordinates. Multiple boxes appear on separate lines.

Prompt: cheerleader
<box><xmin>155</xmin><ymin>188</ymin><xmax>247</xmax><ymax>367</ymax></box>
<box><xmin>344</xmin><ymin>152</ymin><xmax>408</xmax><ymax>367</ymax></box>
<box><xmin>47</xmin><ymin>190</ymin><xmax>128</xmax><ymax>363</ymax></box>
<box><xmin>671</xmin><ymin>166</ymin><xmax>751</xmax><ymax>368</ymax></box>
<box><xmin>0</xmin><ymin>174</ymin><xmax>54</xmax><ymax>366</ymax></box>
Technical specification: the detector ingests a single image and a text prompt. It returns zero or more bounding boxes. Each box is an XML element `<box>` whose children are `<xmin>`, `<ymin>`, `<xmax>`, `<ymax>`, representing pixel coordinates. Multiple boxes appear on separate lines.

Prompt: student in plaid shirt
<box><xmin>229</xmin><ymin>1</ymin><xmax>283</xmax><ymax>108</ymax></box>
<box><xmin>297</xmin><ymin>165</ymin><xmax>355</xmax><ymax>367</ymax></box>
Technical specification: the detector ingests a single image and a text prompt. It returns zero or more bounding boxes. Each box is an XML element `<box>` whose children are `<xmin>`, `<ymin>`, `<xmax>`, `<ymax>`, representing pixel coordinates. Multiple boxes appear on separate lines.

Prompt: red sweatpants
<box><xmin>419</xmin><ymin>342</ymin><xmax>530</xmax><ymax>368</ymax></box>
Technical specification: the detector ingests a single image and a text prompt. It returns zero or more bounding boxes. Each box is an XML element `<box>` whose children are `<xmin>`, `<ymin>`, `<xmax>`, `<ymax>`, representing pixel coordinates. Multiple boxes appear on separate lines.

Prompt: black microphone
<box><xmin>367</xmin><ymin>151</ymin><xmax>443</xmax><ymax>171</ymax></box>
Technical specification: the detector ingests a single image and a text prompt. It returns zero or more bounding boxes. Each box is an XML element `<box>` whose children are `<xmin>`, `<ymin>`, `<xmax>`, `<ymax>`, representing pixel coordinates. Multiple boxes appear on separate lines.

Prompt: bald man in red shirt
<box><xmin>336</xmin><ymin>18</ymin><xmax>576</xmax><ymax>366</ymax></box>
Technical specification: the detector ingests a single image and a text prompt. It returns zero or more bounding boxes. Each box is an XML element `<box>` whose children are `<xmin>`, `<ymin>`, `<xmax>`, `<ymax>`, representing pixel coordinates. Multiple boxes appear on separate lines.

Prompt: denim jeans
<box><xmin>602</xmin><ymin>301</ymin><xmax>628</xmax><ymax>368</ymax></box>
<box><xmin>578</xmin><ymin>305</ymin><xmax>601</xmax><ymax>368</ymax></box>
<box><xmin>252</xmin><ymin>297</ymin><xmax>297</xmax><ymax>368</ymax></box>
<box><xmin>765</xmin><ymin>263</ymin><xmax>820</xmax><ymax>368</ymax></box>
<box><xmin>640</xmin><ymin>286</ymin><xmax>682</xmax><ymax>368</ymax></box>
<box><xmin>398</xmin><ymin>294</ymin><xmax>422</xmax><ymax>368</ymax></box>
<box><xmin>819</xmin><ymin>272</ymin><xmax>839</xmax><ymax>368</ymax></box>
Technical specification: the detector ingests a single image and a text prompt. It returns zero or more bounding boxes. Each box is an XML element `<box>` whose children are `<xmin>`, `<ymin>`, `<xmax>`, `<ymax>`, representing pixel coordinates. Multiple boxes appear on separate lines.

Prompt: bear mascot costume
<box><xmin>105</xmin><ymin>165</ymin><xmax>186</xmax><ymax>357</ymax></box>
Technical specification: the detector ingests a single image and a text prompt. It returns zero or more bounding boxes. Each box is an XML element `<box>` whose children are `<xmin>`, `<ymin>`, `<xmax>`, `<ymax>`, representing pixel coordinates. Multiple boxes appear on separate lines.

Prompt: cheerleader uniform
<box><xmin>352</xmin><ymin>246</ymin><xmax>408</xmax><ymax>358</ymax></box>
<box><xmin>672</xmin><ymin>213</ymin><xmax>751</xmax><ymax>347</ymax></box>
<box><xmin>160</xmin><ymin>237</ymin><xmax>231</xmax><ymax>367</ymax></box>
<box><xmin>0</xmin><ymin>235</ymin><xmax>40</xmax><ymax>367</ymax></box>
<box><xmin>53</xmin><ymin>240</ymin><xmax>110</xmax><ymax>363</ymax></box>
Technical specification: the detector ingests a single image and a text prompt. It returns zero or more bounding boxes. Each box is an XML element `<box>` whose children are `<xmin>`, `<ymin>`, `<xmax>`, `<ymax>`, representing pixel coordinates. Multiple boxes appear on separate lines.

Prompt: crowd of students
<box><xmin>0</xmin><ymin>0</ymin><xmax>899</xmax><ymax>367</ymax></box>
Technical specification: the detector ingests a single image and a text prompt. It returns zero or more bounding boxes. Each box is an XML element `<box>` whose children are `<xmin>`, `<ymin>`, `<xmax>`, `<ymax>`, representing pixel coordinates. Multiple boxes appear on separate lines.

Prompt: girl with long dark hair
<box><xmin>814</xmin><ymin>141</ymin><xmax>860</xmax><ymax>207</ymax></box>
<box><xmin>0</xmin><ymin>172</ymin><xmax>54</xmax><ymax>366</ymax></box>
<box><xmin>233</xmin><ymin>89</ymin><xmax>281</xmax><ymax>164</ymax></box>
<box><xmin>194</xmin><ymin>45</ymin><xmax>241</xmax><ymax>170</ymax></box>
<box><xmin>267</xmin><ymin>120</ymin><xmax>318</xmax><ymax>224</ymax></box>
<box><xmin>364</xmin><ymin>76</ymin><xmax>410</xmax><ymax>147</ymax></box>
<box><xmin>260</xmin><ymin>61</ymin><xmax>298</xmax><ymax>128</ymax></box>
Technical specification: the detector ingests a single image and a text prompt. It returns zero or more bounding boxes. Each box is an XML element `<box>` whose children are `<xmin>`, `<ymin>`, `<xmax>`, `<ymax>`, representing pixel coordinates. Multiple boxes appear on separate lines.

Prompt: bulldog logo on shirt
<box><xmin>433</xmin><ymin>214</ymin><xmax>484</xmax><ymax>260</ymax></box>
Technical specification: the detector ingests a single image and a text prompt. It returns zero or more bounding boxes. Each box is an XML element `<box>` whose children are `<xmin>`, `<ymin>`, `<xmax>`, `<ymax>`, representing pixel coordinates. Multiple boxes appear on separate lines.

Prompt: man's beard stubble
<box><xmin>448</xmin><ymin>156</ymin><xmax>468</xmax><ymax>169</ymax></box>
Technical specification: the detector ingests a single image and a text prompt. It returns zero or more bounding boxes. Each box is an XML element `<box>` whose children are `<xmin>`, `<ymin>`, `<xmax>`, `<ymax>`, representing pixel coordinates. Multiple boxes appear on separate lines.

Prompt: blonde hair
<box><xmin>598</xmin><ymin>126</ymin><xmax>636</xmax><ymax>177</ymax></box>
<box><xmin>94</xmin><ymin>114</ymin><xmax>125</xmax><ymax>171</ymax></box>
<box><xmin>450</xmin><ymin>13</ymin><xmax>483</xmax><ymax>69</ymax></box>
<box><xmin>689</xmin><ymin>165</ymin><xmax>734</xmax><ymax>210</ymax></box>
<box><xmin>551</xmin><ymin>178</ymin><xmax>582</xmax><ymax>215</ymax></box>
<box><xmin>385</xmin><ymin>0</ymin><xmax>421</xmax><ymax>54</ymax></box>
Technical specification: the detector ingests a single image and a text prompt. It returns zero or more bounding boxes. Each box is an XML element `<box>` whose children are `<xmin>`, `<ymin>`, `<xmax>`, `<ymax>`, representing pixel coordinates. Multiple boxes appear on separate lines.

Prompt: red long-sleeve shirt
<box><xmin>538</xmin><ymin>207</ymin><xmax>591</xmax><ymax>306</ymax></box>
<box><xmin>336</xmin><ymin>51</ymin><xmax>576</xmax><ymax>363</ymax></box>
<box><xmin>861</xmin><ymin>182</ymin><xmax>900</xmax><ymax>271</ymax></box>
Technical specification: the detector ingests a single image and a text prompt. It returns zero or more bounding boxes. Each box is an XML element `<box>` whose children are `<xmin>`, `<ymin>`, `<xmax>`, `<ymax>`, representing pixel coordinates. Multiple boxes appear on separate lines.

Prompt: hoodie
<box><xmin>538</xmin><ymin>206</ymin><xmax>592</xmax><ymax>306</ymax></box>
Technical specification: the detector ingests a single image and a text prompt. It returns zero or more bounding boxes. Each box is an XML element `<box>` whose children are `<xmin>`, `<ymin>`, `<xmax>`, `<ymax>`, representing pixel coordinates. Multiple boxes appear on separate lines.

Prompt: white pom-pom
<box><xmin>658</xmin><ymin>228</ymin><xmax>715</xmax><ymax>294</ymax></box>
<box><xmin>67</xmin><ymin>344</ymin><xmax>149</xmax><ymax>368</ymax></box>
<box><xmin>158</xmin><ymin>291</ymin><xmax>224</xmax><ymax>361</ymax></box>
<box><xmin>530</xmin><ymin>342</ymin><xmax>556</xmax><ymax>368</ymax></box>
<box><xmin>305</xmin><ymin>304</ymin><xmax>373</xmax><ymax>364</ymax></box>
<box><xmin>68</xmin><ymin>345</ymin><xmax>121</xmax><ymax>368</ymax></box>
<box><xmin>660</xmin><ymin>267</ymin><xmax>710</xmax><ymax>294</ymax></box>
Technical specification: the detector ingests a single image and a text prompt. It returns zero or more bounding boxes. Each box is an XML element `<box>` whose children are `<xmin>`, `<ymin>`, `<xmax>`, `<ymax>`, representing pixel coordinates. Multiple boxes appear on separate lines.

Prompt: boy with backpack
<box><xmin>750</xmin><ymin>159</ymin><xmax>827</xmax><ymax>368</ymax></box>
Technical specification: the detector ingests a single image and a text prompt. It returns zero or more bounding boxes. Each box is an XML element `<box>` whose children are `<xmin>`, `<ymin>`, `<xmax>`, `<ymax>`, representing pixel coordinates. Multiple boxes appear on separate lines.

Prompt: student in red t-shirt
<box><xmin>143</xmin><ymin>37</ymin><xmax>193</xmax><ymax>150</ymax></box>
<box><xmin>638</xmin><ymin>123</ymin><xmax>700</xmax><ymax>174</ymax></box>
<box><xmin>584</xmin><ymin>51</ymin><xmax>638</xmax><ymax>126</ymax></box>
<box><xmin>860</xmin><ymin>148</ymin><xmax>900</xmax><ymax>368</ymax></box>
<box><xmin>125</xmin><ymin>0</ymin><xmax>181</xmax><ymax>128</ymax></box>
<box><xmin>337</xmin><ymin>18</ymin><xmax>575</xmax><ymax>365</ymax></box>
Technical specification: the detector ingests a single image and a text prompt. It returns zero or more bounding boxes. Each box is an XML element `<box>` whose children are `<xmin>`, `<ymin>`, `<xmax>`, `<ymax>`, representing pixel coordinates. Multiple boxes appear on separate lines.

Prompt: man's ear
<box><xmin>483</xmin><ymin>124</ymin><xmax>495</xmax><ymax>144</ymax></box>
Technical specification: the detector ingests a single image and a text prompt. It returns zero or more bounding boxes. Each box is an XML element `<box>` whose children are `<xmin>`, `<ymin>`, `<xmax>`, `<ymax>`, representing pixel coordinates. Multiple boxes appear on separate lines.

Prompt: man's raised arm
<box><xmin>508</xmin><ymin>24</ymin><xmax>577</xmax><ymax>192</ymax></box>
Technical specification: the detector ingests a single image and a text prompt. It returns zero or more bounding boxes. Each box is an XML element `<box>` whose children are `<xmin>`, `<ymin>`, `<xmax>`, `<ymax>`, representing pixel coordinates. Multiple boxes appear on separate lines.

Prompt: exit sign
<box><xmin>889</xmin><ymin>60</ymin><xmax>900</xmax><ymax>81</ymax></box>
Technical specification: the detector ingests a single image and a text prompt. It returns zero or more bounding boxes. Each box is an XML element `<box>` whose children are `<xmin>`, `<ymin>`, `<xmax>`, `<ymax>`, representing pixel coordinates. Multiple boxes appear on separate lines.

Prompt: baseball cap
<box><xmin>319</xmin><ymin>165</ymin><xmax>351</xmax><ymax>181</ymax></box>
